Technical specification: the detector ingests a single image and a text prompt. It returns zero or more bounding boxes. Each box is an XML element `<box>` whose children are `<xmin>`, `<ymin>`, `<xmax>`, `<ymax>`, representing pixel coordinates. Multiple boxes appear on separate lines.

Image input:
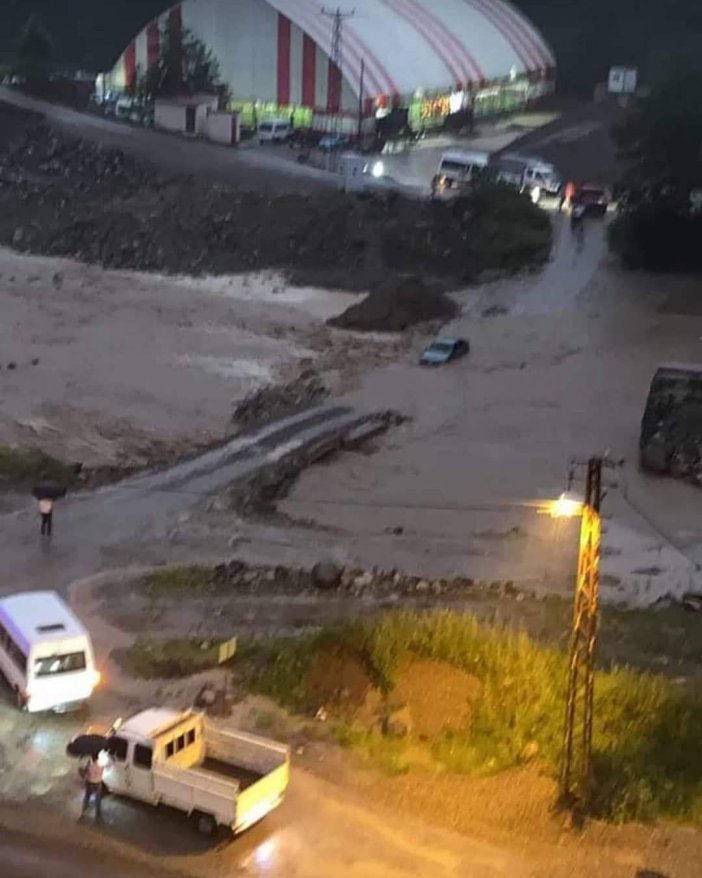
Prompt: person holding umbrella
<box><xmin>32</xmin><ymin>479</ymin><xmax>66</xmax><ymax>538</ymax></box>
<box><xmin>38</xmin><ymin>496</ymin><xmax>54</xmax><ymax>536</ymax></box>
<box><xmin>66</xmin><ymin>731</ymin><xmax>114</xmax><ymax>822</ymax></box>
<box><xmin>81</xmin><ymin>752</ymin><xmax>105</xmax><ymax>820</ymax></box>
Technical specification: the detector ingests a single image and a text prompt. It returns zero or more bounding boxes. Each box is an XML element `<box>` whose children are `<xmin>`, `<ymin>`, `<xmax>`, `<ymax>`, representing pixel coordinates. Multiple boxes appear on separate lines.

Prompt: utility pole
<box><xmin>321</xmin><ymin>6</ymin><xmax>355</xmax><ymax>140</ymax></box>
<box><xmin>357</xmin><ymin>57</ymin><xmax>365</xmax><ymax>142</ymax></box>
<box><xmin>560</xmin><ymin>456</ymin><xmax>603</xmax><ymax>819</ymax></box>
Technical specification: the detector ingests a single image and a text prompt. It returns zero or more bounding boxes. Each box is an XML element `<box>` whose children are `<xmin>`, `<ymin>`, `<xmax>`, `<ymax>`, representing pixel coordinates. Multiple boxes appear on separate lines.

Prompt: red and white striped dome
<box><xmin>111</xmin><ymin>0</ymin><xmax>554</xmax><ymax>109</ymax></box>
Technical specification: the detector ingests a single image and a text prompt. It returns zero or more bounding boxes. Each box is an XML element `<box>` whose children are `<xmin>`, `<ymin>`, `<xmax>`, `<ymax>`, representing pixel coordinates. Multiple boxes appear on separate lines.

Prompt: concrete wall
<box><xmin>154</xmin><ymin>101</ymin><xmax>187</xmax><ymax>133</ymax></box>
<box><xmin>204</xmin><ymin>111</ymin><xmax>240</xmax><ymax>145</ymax></box>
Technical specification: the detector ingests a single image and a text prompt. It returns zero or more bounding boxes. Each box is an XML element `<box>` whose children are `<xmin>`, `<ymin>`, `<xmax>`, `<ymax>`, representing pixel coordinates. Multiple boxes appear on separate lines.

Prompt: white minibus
<box><xmin>0</xmin><ymin>591</ymin><xmax>99</xmax><ymax>712</ymax></box>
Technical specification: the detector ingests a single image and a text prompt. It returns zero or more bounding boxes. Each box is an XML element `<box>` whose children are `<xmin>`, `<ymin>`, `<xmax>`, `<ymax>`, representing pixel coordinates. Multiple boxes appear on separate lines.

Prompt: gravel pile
<box><xmin>327</xmin><ymin>276</ymin><xmax>458</xmax><ymax>332</ymax></box>
<box><xmin>0</xmin><ymin>106</ymin><xmax>551</xmax><ymax>291</ymax></box>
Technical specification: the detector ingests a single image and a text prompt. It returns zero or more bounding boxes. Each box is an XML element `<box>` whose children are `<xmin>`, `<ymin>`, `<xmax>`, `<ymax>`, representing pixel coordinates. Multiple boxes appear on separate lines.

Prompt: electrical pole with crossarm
<box><xmin>321</xmin><ymin>6</ymin><xmax>355</xmax><ymax>140</ymax></box>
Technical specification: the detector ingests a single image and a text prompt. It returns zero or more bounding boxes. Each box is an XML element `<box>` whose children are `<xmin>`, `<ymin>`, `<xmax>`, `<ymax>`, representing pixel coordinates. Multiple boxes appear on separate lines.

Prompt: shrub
<box><xmin>0</xmin><ymin>445</ymin><xmax>77</xmax><ymax>491</ymax></box>
<box><xmin>608</xmin><ymin>203</ymin><xmax>702</xmax><ymax>271</ymax></box>
<box><xmin>113</xmin><ymin>636</ymin><xmax>228</xmax><ymax>678</ymax></box>
<box><xmin>245</xmin><ymin>610</ymin><xmax>702</xmax><ymax>823</ymax></box>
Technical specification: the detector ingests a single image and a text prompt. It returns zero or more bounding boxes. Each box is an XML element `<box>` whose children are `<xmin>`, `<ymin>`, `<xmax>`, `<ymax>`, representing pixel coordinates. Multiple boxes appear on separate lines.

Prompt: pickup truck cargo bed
<box><xmin>200</xmin><ymin>757</ymin><xmax>262</xmax><ymax>790</ymax></box>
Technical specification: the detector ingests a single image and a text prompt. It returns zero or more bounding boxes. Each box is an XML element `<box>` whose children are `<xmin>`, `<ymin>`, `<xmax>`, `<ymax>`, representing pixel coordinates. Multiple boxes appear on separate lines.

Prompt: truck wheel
<box><xmin>193</xmin><ymin>812</ymin><xmax>217</xmax><ymax>836</ymax></box>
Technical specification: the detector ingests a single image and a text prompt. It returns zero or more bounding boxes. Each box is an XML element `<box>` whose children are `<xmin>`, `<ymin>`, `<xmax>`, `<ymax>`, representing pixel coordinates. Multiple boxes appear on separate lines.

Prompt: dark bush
<box><xmin>609</xmin><ymin>204</ymin><xmax>702</xmax><ymax>271</ymax></box>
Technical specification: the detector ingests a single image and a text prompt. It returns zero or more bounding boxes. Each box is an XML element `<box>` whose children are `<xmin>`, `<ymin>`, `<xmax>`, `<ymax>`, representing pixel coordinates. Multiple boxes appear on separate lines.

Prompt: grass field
<box><xmin>244</xmin><ymin>610</ymin><xmax>702</xmax><ymax>824</ymax></box>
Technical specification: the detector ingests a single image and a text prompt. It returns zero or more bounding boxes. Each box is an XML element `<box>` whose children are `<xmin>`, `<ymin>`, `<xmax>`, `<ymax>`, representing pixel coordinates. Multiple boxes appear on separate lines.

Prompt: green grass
<box><xmin>244</xmin><ymin>610</ymin><xmax>702</xmax><ymax>824</ymax></box>
<box><xmin>143</xmin><ymin>566</ymin><xmax>215</xmax><ymax>598</ymax></box>
<box><xmin>112</xmin><ymin>636</ymin><xmax>229</xmax><ymax>678</ymax></box>
<box><xmin>0</xmin><ymin>445</ymin><xmax>78</xmax><ymax>491</ymax></box>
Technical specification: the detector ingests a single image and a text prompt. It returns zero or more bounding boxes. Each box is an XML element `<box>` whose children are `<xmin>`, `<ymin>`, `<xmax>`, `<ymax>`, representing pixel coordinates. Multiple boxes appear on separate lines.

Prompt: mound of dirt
<box><xmin>306</xmin><ymin>646</ymin><xmax>375</xmax><ymax>716</ymax></box>
<box><xmin>328</xmin><ymin>276</ymin><xmax>459</xmax><ymax>332</ymax></box>
<box><xmin>391</xmin><ymin>658</ymin><xmax>481</xmax><ymax>737</ymax></box>
<box><xmin>0</xmin><ymin>122</ymin><xmax>551</xmax><ymax>291</ymax></box>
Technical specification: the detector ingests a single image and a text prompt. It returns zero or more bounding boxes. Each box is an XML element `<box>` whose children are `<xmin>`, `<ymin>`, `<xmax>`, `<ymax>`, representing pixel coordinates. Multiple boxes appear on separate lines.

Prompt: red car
<box><xmin>572</xmin><ymin>183</ymin><xmax>610</xmax><ymax>217</ymax></box>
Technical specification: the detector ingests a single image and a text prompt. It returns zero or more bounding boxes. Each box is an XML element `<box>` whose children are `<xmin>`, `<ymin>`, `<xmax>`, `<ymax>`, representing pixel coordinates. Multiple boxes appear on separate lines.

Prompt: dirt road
<box><xmin>0</xmin><ymin>87</ymin><xmax>333</xmax><ymax>195</ymax></box>
<box><xmin>0</xmin><ymin>405</ymin><xmax>365</xmax><ymax>594</ymax></box>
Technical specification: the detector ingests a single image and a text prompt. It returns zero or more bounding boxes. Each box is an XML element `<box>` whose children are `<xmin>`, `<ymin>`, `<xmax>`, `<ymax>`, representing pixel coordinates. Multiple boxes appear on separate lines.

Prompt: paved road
<box><xmin>0</xmin><ymin>834</ymin><xmax>179</xmax><ymax>878</ymax></box>
<box><xmin>0</xmin><ymin>87</ymin><xmax>334</xmax><ymax>195</ymax></box>
<box><xmin>0</xmin><ymin>405</ymin><xmax>364</xmax><ymax>594</ymax></box>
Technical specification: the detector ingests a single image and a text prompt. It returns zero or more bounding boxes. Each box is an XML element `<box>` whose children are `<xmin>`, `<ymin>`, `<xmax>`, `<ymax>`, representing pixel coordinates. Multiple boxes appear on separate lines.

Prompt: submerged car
<box><xmin>420</xmin><ymin>337</ymin><xmax>470</xmax><ymax>365</ymax></box>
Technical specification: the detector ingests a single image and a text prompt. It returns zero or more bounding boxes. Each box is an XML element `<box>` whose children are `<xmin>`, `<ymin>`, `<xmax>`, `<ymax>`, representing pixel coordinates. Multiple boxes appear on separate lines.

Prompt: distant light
<box><xmin>549</xmin><ymin>492</ymin><xmax>584</xmax><ymax>519</ymax></box>
<box><xmin>371</xmin><ymin>160</ymin><xmax>384</xmax><ymax>178</ymax></box>
<box><xmin>509</xmin><ymin>65</ymin><xmax>518</xmax><ymax>82</ymax></box>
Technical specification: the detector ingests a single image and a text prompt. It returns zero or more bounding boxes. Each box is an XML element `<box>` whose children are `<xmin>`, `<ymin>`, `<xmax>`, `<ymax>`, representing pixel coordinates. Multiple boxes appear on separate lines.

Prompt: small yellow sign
<box><xmin>218</xmin><ymin>637</ymin><xmax>237</xmax><ymax>664</ymax></box>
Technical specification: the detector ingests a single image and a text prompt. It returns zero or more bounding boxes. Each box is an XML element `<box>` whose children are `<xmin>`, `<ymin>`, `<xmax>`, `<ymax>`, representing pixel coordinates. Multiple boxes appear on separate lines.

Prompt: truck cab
<box><xmin>494</xmin><ymin>153</ymin><xmax>562</xmax><ymax>203</ymax></box>
<box><xmin>103</xmin><ymin>708</ymin><xmax>289</xmax><ymax>835</ymax></box>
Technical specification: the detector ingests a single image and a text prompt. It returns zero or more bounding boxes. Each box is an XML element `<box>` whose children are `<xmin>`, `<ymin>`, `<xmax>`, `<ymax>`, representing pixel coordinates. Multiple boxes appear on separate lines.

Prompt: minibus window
<box><xmin>34</xmin><ymin>651</ymin><xmax>86</xmax><ymax>677</ymax></box>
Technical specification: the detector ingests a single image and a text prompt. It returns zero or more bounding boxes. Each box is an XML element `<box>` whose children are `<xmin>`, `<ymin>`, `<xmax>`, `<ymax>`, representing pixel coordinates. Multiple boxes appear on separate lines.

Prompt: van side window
<box><xmin>177</xmin><ymin>734</ymin><xmax>185</xmax><ymax>751</ymax></box>
<box><xmin>166</xmin><ymin>741</ymin><xmax>175</xmax><ymax>758</ymax></box>
<box><xmin>108</xmin><ymin>736</ymin><xmax>128</xmax><ymax>762</ymax></box>
<box><xmin>134</xmin><ymin>744</ymin><xmax>153</xmax><ymax>769</ymax></box>
<box><xmin>186</xmin><ymin>729</ymin><xmax>196</xmax><ymax>746</ymax></box>
<box><xmin>0</xmin><ymin>623</ymin><xmax>27</xmax><ymax>673</ymax></box>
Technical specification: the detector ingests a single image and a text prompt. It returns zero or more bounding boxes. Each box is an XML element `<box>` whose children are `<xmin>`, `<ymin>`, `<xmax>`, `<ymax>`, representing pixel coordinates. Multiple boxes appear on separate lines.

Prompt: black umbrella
<box><xmin>66</xmin><ymin>733</ymin><xmax>110</xmax><ymax>759</ymax></box>
<box><xmin>32</xmin><ymin>481</ymin><xmax>67</xmax><ymax>501</ymax></box>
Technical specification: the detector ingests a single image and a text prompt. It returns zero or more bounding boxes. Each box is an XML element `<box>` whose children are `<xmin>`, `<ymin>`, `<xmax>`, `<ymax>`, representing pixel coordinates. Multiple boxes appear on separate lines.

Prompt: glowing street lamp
<box><xmin>549</xmin><ymin>491</ymin><xmax>584</xmax><ymax>519</ymax></box>
<box><xmin>555</xmin><ymin>458</ymin><xmax>605</xmax><ymax>818</ymax></box>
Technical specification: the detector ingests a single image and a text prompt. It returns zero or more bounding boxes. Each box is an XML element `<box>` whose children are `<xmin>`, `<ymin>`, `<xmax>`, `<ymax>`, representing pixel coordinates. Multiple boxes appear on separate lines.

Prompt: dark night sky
<box><xmin>1</xmin><ymin>0</ymin><xmax>701</xmax><ymax>93</ymax></box>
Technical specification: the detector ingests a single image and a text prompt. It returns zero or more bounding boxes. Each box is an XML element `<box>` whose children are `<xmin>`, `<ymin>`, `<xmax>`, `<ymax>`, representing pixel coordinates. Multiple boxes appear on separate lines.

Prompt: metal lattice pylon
<box><xmin>560</xmin><ymin>457</ymin><xmax>602</xmax><ymax>815</ymax></box>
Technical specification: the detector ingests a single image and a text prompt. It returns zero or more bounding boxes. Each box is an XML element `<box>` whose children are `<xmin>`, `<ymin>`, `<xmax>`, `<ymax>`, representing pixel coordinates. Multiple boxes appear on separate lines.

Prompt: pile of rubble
<box><xmin>328</xmin><ymin>276</ymin><xmax>458</xmax><ymax>332</ymax></box>
<box><xmin>0</xmin><ymin>109</ymin><xmax>551</xmax><ymax>292</ymax></box>
<box><xmin>231</xmin><ymin>371</ymin><xmax>327</xmax><ymax>434</ymax></box>
<box><xmin>206</xmin><ymin>557</ymin><xmax>519</xmax><ymax>598</ymax></box>
<box><xmin>228</xmin><ymin>410</ymin><xmax>403</xmax><ymax>519</ymax></box>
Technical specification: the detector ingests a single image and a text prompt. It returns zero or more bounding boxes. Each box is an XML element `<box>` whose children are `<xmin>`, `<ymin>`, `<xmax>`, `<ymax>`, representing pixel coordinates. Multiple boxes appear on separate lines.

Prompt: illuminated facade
<box><xmin>106</xmin><ymin>0</ymin><xmax>555</xmax><ymax>131</ymax></box>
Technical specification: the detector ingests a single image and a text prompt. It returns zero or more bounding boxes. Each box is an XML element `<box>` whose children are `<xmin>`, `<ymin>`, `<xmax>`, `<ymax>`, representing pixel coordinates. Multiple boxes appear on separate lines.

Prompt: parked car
<box><xmin>258</xmin><ymin>118</ymin><xmax>291</xmax><ymax>143</ymax></box>
<box><xmin>572</xmin><ymin>183</ymin><xmax>610</xmax><ymax>217</ymax></box>
<box><xmin>420</xmin><ymin>337</ymin><xmax>470</xmax><ymax>365</ymax></box>
<box><xmin>319</xmin><ymin>133</ymin><xmax>350</xmax><ymax>151</ymax></box>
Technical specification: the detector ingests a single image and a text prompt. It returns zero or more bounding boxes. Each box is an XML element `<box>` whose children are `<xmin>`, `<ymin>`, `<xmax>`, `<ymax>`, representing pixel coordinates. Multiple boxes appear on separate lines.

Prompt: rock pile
<box><xmin>207</xmin><ymin>557</ymin><xmax>518</xmax><ymax>599</ymax></box>
<box><xmin>0</xmin><ymin>110</ymin><xmax>551</xmax><ymax>291</ymax></box>
<box><xmin>231</xmin><ymin>371</ymin><xmax>327</xmax><ymax>434</ymax></box>
<box><xmin>327</xmin><ymin>275</ymin><xmax>458</xmax><ymax>332</ymax></box>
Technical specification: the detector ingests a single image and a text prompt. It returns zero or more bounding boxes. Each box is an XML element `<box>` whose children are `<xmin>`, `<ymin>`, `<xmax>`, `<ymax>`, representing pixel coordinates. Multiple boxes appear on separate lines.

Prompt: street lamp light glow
<box><xmin>549</xmin><ymin>492</ymin><xmax>584</xmax><ymax>519</ymax></box>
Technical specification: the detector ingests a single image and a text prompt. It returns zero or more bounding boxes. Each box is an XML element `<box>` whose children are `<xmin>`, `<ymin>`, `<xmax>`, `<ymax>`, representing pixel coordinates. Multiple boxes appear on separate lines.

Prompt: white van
<box><xmin>434</xmin><ymin>149</ymin><xmax>490</xmax><ymax>194</ymax></box>
<box><xmin>0</xmin><ymin>591</ymin><xmax>99</xmax><ymax>712</ymax></box>
<box><xmin>258</xmin><ymin>118</ymin><xmax>291</xmax><ymax>143</ymax></box>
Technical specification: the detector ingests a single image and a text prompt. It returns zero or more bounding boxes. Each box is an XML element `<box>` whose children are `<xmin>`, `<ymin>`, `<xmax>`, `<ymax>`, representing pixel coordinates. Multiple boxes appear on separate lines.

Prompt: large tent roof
<box><xmin>266</xmin><ymin>0</ymin><xmax>555</xmax><ymax>98</ymax></box>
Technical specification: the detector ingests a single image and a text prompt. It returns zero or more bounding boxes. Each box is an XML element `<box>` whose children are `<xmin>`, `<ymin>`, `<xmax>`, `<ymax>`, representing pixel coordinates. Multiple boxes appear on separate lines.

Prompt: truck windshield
<box><xmin>440</xmin><ymin>161</ymin><xmax>470</xmax><ymax>176</ymax></box>
<box><xmin>34</xmin><ymin>651</ymin><xmax>87</xmax><ymax>677</ymax></box>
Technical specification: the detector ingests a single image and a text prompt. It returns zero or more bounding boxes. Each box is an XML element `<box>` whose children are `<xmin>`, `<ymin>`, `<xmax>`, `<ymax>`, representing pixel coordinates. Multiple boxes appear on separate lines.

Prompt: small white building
<box><xmin>154</xmin><ymin>94</ymin><xmax>219</xmax><ymax>136</ymax></box>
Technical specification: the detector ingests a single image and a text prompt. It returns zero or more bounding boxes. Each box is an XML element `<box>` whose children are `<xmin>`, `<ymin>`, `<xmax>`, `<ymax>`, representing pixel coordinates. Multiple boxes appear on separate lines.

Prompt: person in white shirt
<box><xmin>38</xmin><ymin>496</ymin><xmax>53</xmax><ymax>537</ymax></box>
<box><xmin>82</xmin><ymin>754</ymin><xmax>104</xmax><ymax>820</ymax></box>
